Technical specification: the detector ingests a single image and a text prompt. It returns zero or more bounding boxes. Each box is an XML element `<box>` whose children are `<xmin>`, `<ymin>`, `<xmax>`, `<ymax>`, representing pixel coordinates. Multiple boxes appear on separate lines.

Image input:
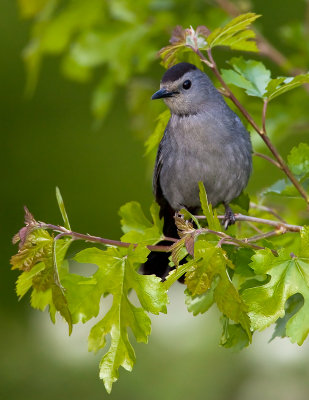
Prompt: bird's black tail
<box><xmin>140</xmin><ymin>202</ymin><xmax>177</xmax><ymax>280</ymax></box>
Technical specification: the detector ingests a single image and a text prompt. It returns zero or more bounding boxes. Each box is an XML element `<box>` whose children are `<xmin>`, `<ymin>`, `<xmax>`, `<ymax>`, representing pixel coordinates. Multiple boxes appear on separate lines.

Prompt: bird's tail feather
<box><xmin>140</xmin><ymin>203</ymin><xmax>177</xmax><ymax>280</ymax></box>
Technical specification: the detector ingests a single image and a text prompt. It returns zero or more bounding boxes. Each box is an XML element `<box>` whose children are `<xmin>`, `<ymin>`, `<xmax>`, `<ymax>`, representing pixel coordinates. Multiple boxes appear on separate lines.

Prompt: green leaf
<box><xmin>16</xmin><ymin>262</ymin><xmax>45</xmax><ymax>299</ymax></box>
<box><xmin>56</xmin><ymin>187</ymin><xmax>71</xmax><ymax>230</ymax></box>
<box><xmin>11</xmin><ymin>228</ymin><xmax>53</xmax><ymax>271</ymax></box>
<box><xmin>119</xmin><ymin>201</ymin><xmax>163</xmax><ymax>245</ymax></box>
<box><xmin>221</xmin><ymin>57</ymin><xmax>271</xmax><ymax>97</ymax></box>
<box><xmin>144</xmin><ymin>110</ymin><xmax>170</xmax><ymax>156</ymax></box>
<box><xmin>242</xmin><ymin>228</ymin><xmax>309</xmax><ymax>344</ymax></box>
<box><xmin>74</xmin><ymin>245</ymin><xmax>168</xmax><ymax>392</ymax></box>
<box><xmin>198</xmin><ymin>182</ymin><xmax>221</xmax><ymax>231</ymax></box>
<box><xmin>52</xmin><ymin>283</ymin><xmax>73</xmax><ymax>335</ymax></box>
<box><xmin>61</xmin><ymin>272</ymin><xmax>100</xmax><ymax>324</ymax></box>
<box><xmin>265</xmin><ymin>73</ymin><xmax>309</xmax><ymax>101</ymax></box>
<box><xmin>287</xmin><ymin>143</ymin><xmax>309</xmax><ymax>178</ymax></box>
<box><xmin>186</xmin><ymin>241</ymin><xmax>251</xmax><ymax>338</ymax></box>
<box><xmin>220</xmin><ymin>317</ymin><xmax>250</xmax><ymax>351</ymax></box>
<box><xmin>270</xmin><ymin>293</ymin><xmax>304</xmax><ymax>341</ymax></box>
<box><xmin>185</xmin><ymin>277</ymin><xmax>218</xmax><ymax>316</ymax></box>
<box><xmin>207</xmin><ymin>13</ymin><xmax>260</xmax><ymax>52</ymax></box>
<box><xmin>230</xmin><ymin>191</ymin><xmax>250</xmax><ymax>214</ymax></box>
<box><xmin>264</xmin><ymin>144</ymin><xmax>309</xmax><ymax>199</ymax></box>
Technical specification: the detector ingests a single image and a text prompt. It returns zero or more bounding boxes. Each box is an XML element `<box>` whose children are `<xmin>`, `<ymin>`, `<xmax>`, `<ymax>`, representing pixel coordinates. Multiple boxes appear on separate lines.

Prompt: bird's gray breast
<box><xmin>158</xmin><ymin>110</ymin><xmax>252</xmax><ymax>211</ymax></box>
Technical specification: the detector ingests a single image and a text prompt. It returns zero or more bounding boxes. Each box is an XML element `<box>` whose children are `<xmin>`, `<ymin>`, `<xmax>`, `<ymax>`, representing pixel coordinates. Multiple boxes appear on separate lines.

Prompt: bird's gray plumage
<box><xmin>142</xmin><ymin>62</ymin><xmax>252</xmax><ymax>279</ymax></box>
<box><xmin>153</xmin><ymin>62</ymin><xmax>252</xmax><ymax>216</ymax></box>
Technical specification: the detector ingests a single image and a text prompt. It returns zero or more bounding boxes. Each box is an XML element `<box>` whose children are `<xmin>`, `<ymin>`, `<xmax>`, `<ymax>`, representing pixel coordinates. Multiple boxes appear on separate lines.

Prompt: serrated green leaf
<box><xmin>265</xmin><ymin>73</ymin><xmax>309</xmax><ymax>101</ymax></box>
<box><xmin>186</xmin><ymin>241</ymin><xmax>251</xmax><ymax>338</ymax></box>
<box><xmin>270</xmin><ymin>293</ymin><xmax>304</xmax><ymax>341</ymax></box>
<box><xmin>198</xmin><ymin>182</ymin><xmax>221</xmax><ymax>231</ymax></box>
<box><xmin>61</xmin><ymin>273</ymin><xmax>100</xmax><ymax>324</ymax></box>
<box><xmin>11</xmin><ymin>229</ymin><xmax>53</xmax><ymax>271</ymax></box>
<box><xmin>12</xmin><ymin>210</ymin><xmax>73</xmax><ymax>330</ymax></box>
<box><xmin>207</xmin><ymin>13</ymin><xmax>260</xmax><ymax>52</ymax></box>
<box><xmin>16</xmin><ymin>262</ymin><xmax>45</xmax><ymax>299</ymax></box>
<box><xmin>242</xmin><ymin>228</ymin><xmax>309</xmax><ymax>344</ymax></box>
<box><xmin>144</xmin><ymin>110</ymin><xmax>170</xmax><ymax>156</ymax></box>
<box><xmin>56</xmin><ymin>187</ymin><xmax>71</xmax><ymax>230</ymax></box>
<box><xmin>220</xmin><ymin>317</ymin><xmax>250</xmax><ymax>351</ymax></box>
<box><xmin>74</xmin><ymin>245</ymin><xmax>168</xmax><ymax>392</ymax></box>
<box><xmin>119</xmin><ymin>201</ymin><xmax>163</xmax><ymax>245</ymax></box>
<box><xmin>185</xmin><ymin>260</ymin><xmax>210</xmax><ymax>296</ymax></box>
<box><xmin>185</xmin><ymin>277</ymin><xmax>218</xmax><ymax>316</ymax></box>
<box><xmin>221</xmin><ymin>57</ymin><xmax>271</xmax><ymax>98</ymax></box>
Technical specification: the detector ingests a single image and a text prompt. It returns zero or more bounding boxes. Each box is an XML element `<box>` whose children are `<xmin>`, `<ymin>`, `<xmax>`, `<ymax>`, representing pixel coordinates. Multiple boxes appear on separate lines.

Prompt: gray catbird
<box><xmin>142</xmin><ymin>62</ymin><xmax>252</xmax><ymax>279</ymax></box>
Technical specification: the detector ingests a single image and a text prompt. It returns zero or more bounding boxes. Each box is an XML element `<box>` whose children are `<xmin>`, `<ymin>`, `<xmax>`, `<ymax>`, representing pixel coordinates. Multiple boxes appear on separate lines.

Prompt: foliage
<box><xmin>12</xmin><ymin>8</ymin><xmax>309</xmax><ymax>393</ymax></box>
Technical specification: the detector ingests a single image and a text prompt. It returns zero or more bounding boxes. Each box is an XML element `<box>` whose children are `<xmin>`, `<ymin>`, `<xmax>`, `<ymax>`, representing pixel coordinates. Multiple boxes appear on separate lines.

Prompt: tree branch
<box><xmin>38</xmin><ymin>222</ymin><xmax>173</xmax><ymax>252</ymax></box>
<box><xmin>36</xmin><ymin>208</ymin><xmax>303</xmax><ymax>264</ymax></box>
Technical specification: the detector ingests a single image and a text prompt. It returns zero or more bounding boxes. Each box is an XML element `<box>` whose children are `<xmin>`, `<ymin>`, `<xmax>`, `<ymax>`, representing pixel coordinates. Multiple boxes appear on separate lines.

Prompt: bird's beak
<box><xmin>151</xmin><ymin>88</ymin><xmax>178</xmax><ymax>100</ymax></box>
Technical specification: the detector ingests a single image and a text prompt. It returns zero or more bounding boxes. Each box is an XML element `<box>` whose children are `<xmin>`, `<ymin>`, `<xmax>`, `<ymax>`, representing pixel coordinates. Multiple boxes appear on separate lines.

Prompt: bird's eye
<box><xmin>182</xmin><ymin>80</ymin><xmax>191</xmax><ymax>90</ymax></box>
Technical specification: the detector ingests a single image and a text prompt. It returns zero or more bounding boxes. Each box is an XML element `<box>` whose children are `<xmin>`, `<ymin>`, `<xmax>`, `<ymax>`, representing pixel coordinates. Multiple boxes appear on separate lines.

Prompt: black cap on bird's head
<box><xmin>161</xmin><ymin>62</ymin><xmax>197</xmax><ymax>84</ymax></box>
<box><xmin>151</xmin><ymin>63</ymin><xmax>197</xmax><ymax>100</ymax></box>
<box><xmin>151</xmin><ymin>62</ymin><xmax>219</xmax><ymax>115</ymax></box>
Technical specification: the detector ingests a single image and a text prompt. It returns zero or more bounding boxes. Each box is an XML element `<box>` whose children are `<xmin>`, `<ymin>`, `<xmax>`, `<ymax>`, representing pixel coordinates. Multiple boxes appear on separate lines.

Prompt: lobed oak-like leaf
<box><xmin>119</xmin><ymin>201</ymin><xmax>163</xmax><ymax>245</ymax></box>
<box><xmin>186</xmin><ymin>240</ymin><xmax>251</xmax><ymax>339</ymax></box>
<box><xmin>242</xmin><ymin>227</ymin><xmax>309</xmax><ymax>345</ymax></box>
<box><xmin>74</xmin><ymin>245</ymin><xmax>168</xmax><ymax>393</ymax></box>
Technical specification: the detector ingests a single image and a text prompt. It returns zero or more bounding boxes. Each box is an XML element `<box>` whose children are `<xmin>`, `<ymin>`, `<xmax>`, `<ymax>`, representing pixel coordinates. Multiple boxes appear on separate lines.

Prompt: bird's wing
<box><xmin>152</xmin><ymin>127</ymin><xmax>177</xmax><ymax>237</ymax></box>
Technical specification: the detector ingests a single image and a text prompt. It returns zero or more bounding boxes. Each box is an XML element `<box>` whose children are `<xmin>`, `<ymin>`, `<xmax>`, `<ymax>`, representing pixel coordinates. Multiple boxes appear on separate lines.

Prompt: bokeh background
<box><xmin>2</xmin><ymin>0</ymin><xmax>309</xmax><ymax>399</ymax></box>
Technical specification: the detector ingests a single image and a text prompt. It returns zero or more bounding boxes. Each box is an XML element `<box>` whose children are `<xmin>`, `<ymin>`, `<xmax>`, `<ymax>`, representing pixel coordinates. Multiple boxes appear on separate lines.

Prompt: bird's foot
<box><xmin>222</xmin><ymin>204</ymin><xmax>236</xmax><ymax>230</ymax></box>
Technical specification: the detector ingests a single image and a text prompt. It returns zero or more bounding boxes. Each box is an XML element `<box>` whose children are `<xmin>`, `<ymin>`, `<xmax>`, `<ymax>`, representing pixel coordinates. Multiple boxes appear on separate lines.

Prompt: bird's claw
<box><xmin>222</xmin><ymin>205</ymin><xmax>236</xmax><ymax>230</ymax></box>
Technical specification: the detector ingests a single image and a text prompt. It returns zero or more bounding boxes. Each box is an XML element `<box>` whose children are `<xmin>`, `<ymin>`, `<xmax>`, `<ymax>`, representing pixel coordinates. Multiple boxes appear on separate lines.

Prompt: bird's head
<box><xmin>152</xmin><ymin>62</ymin><xmax>220</xmax><ymax>116</ymax></box>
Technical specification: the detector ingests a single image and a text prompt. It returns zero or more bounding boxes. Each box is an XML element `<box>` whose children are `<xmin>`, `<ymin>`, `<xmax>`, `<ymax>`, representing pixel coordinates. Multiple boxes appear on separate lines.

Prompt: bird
<box><xmin>141</xmin><ymin>62</ymin><xmax>252</xmax><ymax>279</ymax></box>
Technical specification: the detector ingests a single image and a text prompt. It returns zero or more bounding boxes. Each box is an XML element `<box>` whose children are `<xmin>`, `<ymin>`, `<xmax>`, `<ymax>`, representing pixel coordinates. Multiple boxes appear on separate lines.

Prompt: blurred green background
<box><xmin>2</xmin><ymin>0</ymin><xmax>309</xmax><ymax>399</ymax></box>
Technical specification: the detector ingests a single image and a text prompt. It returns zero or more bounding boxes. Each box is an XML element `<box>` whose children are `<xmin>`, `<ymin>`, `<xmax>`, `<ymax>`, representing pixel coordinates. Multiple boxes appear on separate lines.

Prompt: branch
<box><xmin>253</xmin><ymin>152</ymin><xmax>281</xmax><ymax>169</ymax></box>
<box><xmin>219</xmin><ymin>213</ymin><xmax>302</xmax><ymax>232</ymax></box>
<box><xmin>36</xmin><ymin>210</ymin><xmax>303</xmax><ymax>264</ymax></box>
<box><xmin>249</xmin><ymin>202</ymin><xmax>287</xmax><ymax>223</ymax></box>
<box><xmin>38</xmin><ymin>222</ymin><xmax>173</xmax><ymax>252</ymax></box>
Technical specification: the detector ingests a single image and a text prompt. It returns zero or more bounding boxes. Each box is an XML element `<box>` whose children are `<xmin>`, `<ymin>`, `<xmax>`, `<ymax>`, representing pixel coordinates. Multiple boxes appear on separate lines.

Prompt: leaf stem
<box><xmin>262</xmin><ymin>99</ymin><xmax>268</xmax><ymax>134</ymax></box>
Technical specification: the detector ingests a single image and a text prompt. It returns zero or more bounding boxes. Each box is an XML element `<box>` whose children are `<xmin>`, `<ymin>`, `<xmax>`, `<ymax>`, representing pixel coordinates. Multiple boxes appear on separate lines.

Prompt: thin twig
<box><xmin>250</xmin><ymin>202</ymin><xmax>287</xmax><ymax>223</ymax></box>
<box><xmin>246</xmin><ymin>221</ymin><xmax>264</xmax><ymax>234</ymax></box>
<box><xmin>219</xmin><ymin>214</ymin><xmax>302</xmax><ymax>232</ymax></box>
<box><xmin>195</xmin><ymin>213</ymin><xmax>302</xmax><ymax>231</ymax></box>
<box><xmin>245</xmin><ymin>229</ymin><xmax>281</xmax><ymax>242</ymax></box>
<box><xmin>253</xmin><ymin>152</ymin><xmax>282</xmax><ymax>169</ymax></box>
